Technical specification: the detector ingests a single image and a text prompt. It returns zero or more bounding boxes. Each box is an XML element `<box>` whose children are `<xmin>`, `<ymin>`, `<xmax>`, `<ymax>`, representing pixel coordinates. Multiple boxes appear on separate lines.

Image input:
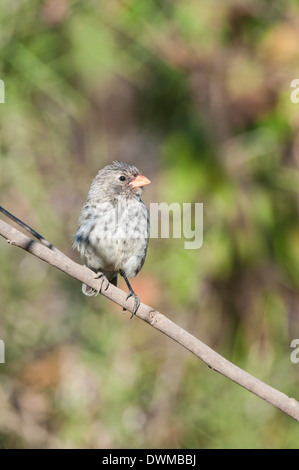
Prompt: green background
<box><xmin>1</xmin><ymin>0</ymin><xmax>299</xmax><ymax>448</ymax></box>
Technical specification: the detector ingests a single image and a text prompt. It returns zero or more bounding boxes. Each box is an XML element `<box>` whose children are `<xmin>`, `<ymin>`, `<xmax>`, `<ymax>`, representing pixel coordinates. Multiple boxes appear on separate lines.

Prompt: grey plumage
<box><xmin>73</xmin><ymin>161</ymin><xmax>151</xmax><ymax>316</ymax></box>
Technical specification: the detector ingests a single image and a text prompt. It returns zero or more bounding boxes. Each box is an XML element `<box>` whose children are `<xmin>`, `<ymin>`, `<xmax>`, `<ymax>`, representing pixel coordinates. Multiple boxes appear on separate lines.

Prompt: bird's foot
<box><xmin>82</xmin><ymin>283</ymin><xmax>98</xmax><ymax>296</ymax></box>
<box><xmin>122</xmin><ymin>289</ymin><xmax>141</xmax><ymax>319</ymax></box>
<box><xmin>93</xmin><ymin>272</ymin><xmax>110</xmax><ymax>295</ymax></box>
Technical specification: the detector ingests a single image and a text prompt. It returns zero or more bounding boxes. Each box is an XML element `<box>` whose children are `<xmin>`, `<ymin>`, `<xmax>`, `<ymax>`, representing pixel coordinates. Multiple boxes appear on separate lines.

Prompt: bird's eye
<box><xmin>119</xmin><ymin>176</ymin><xmax>126</xmax><ymax>181</ymax></box>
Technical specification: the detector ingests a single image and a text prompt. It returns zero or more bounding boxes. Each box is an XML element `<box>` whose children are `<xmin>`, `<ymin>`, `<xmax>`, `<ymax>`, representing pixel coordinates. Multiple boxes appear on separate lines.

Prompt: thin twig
<box><xmin>0</xmin><ymin>215</ymin><xmax>299</xmax><ymax>422</ymax></box>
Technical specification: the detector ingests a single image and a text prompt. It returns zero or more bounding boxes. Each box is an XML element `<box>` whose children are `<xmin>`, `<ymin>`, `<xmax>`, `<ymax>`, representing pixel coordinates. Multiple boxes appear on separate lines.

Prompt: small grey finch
<box><xmin>73</xmin><ymin>161</ymin><xmax>151</xmax><ymax>317</ymax></box>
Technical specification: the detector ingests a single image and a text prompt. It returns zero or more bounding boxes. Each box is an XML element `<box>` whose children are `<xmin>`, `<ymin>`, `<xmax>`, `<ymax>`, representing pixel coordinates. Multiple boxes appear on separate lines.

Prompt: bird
<box><xmin>73</xmin><ymin>161</ymin><xmax>151</xmax><ymax>318</ymax></box>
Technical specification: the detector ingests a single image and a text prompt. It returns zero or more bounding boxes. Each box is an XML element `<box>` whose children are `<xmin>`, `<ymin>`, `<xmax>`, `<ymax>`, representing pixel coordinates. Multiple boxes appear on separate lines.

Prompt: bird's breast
<box><xmin>85</xmin><ymin>197</ymin><xmax>149</xmax><ymax>272</ymax></box>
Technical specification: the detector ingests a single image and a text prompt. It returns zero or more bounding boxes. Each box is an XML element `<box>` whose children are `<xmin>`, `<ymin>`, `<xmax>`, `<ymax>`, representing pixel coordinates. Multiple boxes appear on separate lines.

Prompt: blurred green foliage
<box><xmin>1</xmin><ymin>0</ymin><xmax>299</xmax><ymax>449</ymax></box>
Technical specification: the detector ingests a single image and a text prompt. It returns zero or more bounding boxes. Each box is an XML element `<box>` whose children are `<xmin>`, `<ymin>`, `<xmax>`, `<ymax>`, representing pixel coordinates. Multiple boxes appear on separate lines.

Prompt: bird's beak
<box><xmin>130</xmin><ymin>174</ymin><xmax>151</xmax><ymax>188</ymax></box>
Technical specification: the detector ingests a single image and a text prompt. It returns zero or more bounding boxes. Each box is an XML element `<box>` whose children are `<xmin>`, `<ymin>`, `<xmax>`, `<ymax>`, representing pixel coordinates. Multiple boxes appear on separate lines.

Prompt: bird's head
<box><xmin>94</xmin><ymin>161</ymin><xmax>151</xmax><ymax>199</ymax></box>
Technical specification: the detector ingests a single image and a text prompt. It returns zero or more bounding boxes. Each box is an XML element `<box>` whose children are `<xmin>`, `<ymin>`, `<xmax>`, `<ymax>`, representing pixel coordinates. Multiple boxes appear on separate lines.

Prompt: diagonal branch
<box><xmin>0</xmin><ymin>215</ymin><xmax>299</xmax><ymax>422</ymax></box>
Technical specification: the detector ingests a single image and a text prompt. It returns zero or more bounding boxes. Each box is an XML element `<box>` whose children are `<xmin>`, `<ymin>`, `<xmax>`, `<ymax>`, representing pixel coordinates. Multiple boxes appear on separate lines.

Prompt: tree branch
<box><xmin>1</xmin><ymin>215</ymin><xmax>299</xmax><ymax>422</ymax></box>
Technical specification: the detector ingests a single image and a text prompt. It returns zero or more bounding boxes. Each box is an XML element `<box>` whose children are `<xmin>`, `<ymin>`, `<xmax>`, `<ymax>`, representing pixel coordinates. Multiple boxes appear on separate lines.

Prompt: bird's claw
<box><xmin>122</xmin><ymin>290</ymin><xmax>140</xmax><ymax>319</ymax></box>
<box><xmin>94</xmin><ymin>272</ymin><xmax>109</xmax><ymax>295</ymax></box>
